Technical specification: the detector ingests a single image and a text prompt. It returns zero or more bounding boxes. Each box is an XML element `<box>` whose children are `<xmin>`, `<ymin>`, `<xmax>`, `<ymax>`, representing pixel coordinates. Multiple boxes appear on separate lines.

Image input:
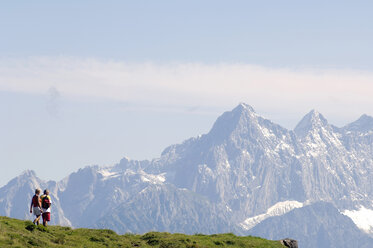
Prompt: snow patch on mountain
<box><xmin>260</xmin><ymin>126</ymin><xmax>275</xmax><ymax>139</ymax></box>
<box><xmin>99</xmin><ymin>169</ymin><xmax>120</xmax><ymax>180</ymax></box>
<box><xmin>240</xmin><ymin>201</ymin><xmax>304</xmax><ymax>230</ymax></box>
<box><xmin>140</xmin><ymin>171</ymin><xmax>166</xmax><ymax>184</ymax></box>
<box><xmin>343</xmin><ymin>206</ymin><xmax>373</xmax><ymax>234</ymax></box>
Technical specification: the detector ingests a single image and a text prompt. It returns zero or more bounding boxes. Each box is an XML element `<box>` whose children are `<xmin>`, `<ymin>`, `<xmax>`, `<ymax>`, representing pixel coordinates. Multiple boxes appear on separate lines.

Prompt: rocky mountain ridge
<box><xmin>1</xmin><ymin>103</ymin><xmax>373</xmax><ymax>248</ymax></box>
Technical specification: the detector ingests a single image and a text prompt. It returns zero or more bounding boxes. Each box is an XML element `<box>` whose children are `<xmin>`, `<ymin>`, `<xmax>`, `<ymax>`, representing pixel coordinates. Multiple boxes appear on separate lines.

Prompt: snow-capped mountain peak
<box><xmin>235</xmin><ymin>102</ymin><xmax>256</xmax><ymax>113</ymax></box>
<box><xmin>207</xmin><ymin>103</ymin><xmax>260</xmax><ymax>139</ymax></box>
<box><xmin>294</xmin><ymin>110</ymin><xmax>332</xmax><ymax>140</ymax></box>
<box><xmin>342</xmin><ymin>114</ymin><xmax>373</xmax><ymax>133</ymax></box>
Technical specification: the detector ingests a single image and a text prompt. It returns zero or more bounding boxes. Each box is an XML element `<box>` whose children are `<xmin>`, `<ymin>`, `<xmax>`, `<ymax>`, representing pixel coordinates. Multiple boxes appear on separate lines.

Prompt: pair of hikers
<box><xmin>30</xmin><ymin>189</ymin><xmax>52</xmax><ymax>226</ymax></box>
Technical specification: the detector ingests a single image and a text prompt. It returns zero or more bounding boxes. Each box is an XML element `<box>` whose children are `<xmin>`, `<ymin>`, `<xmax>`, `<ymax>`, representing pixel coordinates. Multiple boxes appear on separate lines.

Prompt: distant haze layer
<box><xmin>1</xmin><ymin>57</ymin><xmax>372</xmax><ymax>125</ymax></box>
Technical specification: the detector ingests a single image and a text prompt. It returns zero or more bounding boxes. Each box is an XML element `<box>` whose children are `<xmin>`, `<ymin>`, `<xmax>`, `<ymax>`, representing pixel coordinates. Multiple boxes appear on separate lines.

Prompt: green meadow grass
<box><xmin>0</xmin><ymin>216</ymin><xmax>284</xmax><ymax>248</ymax></box>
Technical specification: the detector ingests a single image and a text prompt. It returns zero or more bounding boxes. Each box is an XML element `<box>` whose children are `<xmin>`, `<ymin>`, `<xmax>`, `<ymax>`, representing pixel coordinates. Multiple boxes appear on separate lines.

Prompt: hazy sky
<box><xmin>1</xmin><ymin>1</ymin><xmax>373</xmax><ymax>186</ymax></box>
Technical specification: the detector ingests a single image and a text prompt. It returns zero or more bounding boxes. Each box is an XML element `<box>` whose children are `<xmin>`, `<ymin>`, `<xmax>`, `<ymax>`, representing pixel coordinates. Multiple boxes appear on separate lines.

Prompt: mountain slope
<box><xmin>94</xmin><ymin>184</ymin><xmax>237</xmax><ymax>235</ymax></box>
<box><xmin>1</xmin><ymin>103</ymin><xmax>373</xmax><ymax>245</ymax></box>
<box><xmin>250</xmin><ymin>202</ymin><xmax>373</xmax><ymax>248</ymax></box>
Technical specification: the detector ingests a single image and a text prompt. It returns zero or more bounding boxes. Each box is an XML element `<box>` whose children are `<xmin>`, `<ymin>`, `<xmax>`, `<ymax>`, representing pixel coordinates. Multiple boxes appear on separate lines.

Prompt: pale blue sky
<box><xmin>1</xmin><ymin>1</ymin><xmax>373</xmax><ymax>186</ymax></box>
<box><xmin>2</xmin><ymin>0</ymin><xmax>373</xmax><ymax>67</ymax></box>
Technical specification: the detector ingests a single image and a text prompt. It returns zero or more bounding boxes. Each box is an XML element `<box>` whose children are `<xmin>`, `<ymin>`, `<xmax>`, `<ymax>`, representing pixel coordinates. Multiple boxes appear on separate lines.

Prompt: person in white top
<box><xmin>41</xmin><ymin>189</ymin><xmax>52</xmax><ymax>226</ymax></box>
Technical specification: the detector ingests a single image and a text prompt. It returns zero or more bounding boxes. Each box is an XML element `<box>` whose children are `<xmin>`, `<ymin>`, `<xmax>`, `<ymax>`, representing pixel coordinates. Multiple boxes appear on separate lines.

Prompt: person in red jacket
<box><xmin>30</xmin><ymin>189</ymin><xmax>42</xmax><ymax>225</ymax></box>
<box><xmin>41</xmin><ymin>189</ymin><xmax>52</xmax><ymax>226</ymax></box>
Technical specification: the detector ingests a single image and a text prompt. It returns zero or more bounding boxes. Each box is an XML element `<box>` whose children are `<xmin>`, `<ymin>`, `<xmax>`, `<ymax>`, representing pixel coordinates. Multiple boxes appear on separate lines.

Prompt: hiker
<box><xmin>30</xmin><ymin>189</ymin><xmax>42</xmax><ymax>225</ymax></box>
<box><xmin>40</xmin><ymin>189</ymin><xmax>52</xmax><ymax>226</ymax></box>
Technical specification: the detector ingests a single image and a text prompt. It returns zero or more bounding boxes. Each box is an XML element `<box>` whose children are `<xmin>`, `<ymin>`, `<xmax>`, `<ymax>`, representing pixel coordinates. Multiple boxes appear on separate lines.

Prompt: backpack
<box><xmin>41</xmin><ymin>196</ymin><xmax>51</xmax><ymax>209</ymax></box>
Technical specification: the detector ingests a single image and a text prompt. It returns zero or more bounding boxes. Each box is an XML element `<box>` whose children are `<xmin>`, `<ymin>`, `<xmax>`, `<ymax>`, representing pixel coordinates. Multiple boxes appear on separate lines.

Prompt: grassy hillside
<box><xmin>0</xmin><ymin>216</ymin><xmax>284</xmax><ymax>248</ymax></box>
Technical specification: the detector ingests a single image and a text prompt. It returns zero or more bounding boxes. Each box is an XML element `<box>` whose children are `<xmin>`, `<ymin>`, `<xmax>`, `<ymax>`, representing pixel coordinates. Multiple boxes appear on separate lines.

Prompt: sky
<box><xmin>1</xmin><ymin>1</ymin><xmax>373</xmax><ymax>186</ymax></box>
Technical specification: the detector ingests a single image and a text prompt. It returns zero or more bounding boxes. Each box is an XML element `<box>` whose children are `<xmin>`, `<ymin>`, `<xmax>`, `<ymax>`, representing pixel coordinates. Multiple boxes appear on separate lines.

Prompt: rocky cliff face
<box><xmin>250</xmin><ymin>202</ymin><xmax>373</xmax><ymax>248</ymax></box>
<box><xmin>1</xmin><ymin>103</ymin><xmax>373</xmax><ymax>247</ymax></box>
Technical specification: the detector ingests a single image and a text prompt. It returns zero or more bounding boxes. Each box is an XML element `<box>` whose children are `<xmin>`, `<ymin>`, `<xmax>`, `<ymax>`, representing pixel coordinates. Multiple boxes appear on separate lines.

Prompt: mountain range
<box><xmin>1</xmin><ymin>103</ymin><xmax>373</xmax><ymax>248</ymax></box>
